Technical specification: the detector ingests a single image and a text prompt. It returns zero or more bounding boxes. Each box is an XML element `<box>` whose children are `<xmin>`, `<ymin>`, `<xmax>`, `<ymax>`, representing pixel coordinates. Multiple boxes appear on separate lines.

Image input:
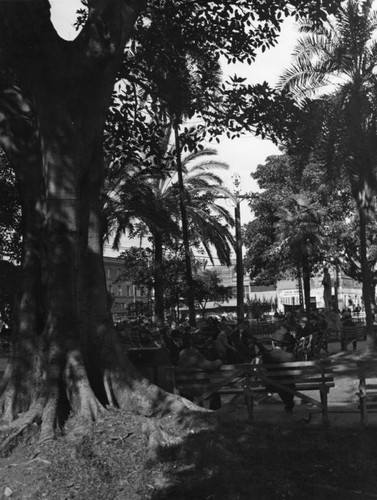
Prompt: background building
<box><xmin>104</xmin><ymin>256</ymin><xmax>149</xmax><ymax>322</ymax></box>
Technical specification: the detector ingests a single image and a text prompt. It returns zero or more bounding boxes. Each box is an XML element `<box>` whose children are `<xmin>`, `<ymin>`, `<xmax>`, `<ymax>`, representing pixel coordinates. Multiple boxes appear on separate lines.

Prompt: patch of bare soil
<box><xmin>1</xmin><ymin>405</ymin><xmax>377</xmax><ymax>500</ymax></box>
<box><xmin>0</xmin><ymin>408</ymin><xmax>215</xmax><ymax>500</ymax></box>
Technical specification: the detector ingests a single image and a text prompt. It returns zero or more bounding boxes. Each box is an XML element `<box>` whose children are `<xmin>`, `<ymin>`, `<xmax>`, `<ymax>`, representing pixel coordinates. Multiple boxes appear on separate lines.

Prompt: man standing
<box><xmin>322</xmin><ymin>267</ymin><xmax>332</xmax><ymax>312</ymax></box>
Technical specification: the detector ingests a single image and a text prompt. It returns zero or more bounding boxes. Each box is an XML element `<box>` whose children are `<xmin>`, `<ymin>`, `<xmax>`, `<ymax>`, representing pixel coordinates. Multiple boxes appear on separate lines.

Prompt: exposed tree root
<box><xmin>0</xmin><ymin>403</ymin><xmax>43</xmax><ymax>434</ymax></box>
<box><xmin>0</xmin><ymin>423</ymin><xmax>29</xmax><ymax>452</ymax></box>
<box><xmin>142</xmin><ymin>420</ymin><xmax>184</xmax><ymax>461</ymax></box>
<box><xmin>0</xmin><ymin>403</ymin><xmax>43</xmax><ymax>454</ymax></box>
<box><xmin>0</xmin><ymin>336</ymin><xmax>218</xmax><ymax>456</ymax></box>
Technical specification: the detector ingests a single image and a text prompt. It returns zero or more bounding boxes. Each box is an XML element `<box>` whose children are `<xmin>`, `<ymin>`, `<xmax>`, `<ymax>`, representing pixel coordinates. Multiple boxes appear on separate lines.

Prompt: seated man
<box><xmin>179</xmin><ymin>336</ymin><xmax>222</xmax><ymax>372</ymax></box>
<box><xmin>215</xmin><ymin>326</ymin><xmax>238</xmax><ymax>363</ymax></box>
<box><xmin>296</xmin><ymin>316</ymin><xmax>313</xmax><ymax>339</ymax></box>
<box><xmin>179</xmin><ymin>336</ymin><xmax>222</xmax><ymax>409</ymax></box>
<box><xmin>271</xmin><ymin>322</ymin><xmax>296</xmax><ymax>353</ymax></box>
<box><xmin>257</xmin><ymin>342</ymin><xmax>295</xmax><ymax>413</ymax></box>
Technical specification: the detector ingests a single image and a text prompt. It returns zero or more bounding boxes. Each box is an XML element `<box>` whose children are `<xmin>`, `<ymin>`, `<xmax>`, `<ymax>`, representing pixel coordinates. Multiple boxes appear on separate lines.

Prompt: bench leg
<box><xmin>244</xmin><ymin>372</ymin><xmax>254</xmax><ymax>423</ymax></box>
<box><xmin>320</xmin><ymin>389</ymin><xmax>329</xmax><ymax>426</ymax></box>
<box><xmin>358</xmin><ymin>377</ymin><xmax>368</xmax><ymax>426</ymax></box>
<box><xmin>209</xmin><ymin>393</ymin><xmax>221</xmax><ymax>410</ymax></box>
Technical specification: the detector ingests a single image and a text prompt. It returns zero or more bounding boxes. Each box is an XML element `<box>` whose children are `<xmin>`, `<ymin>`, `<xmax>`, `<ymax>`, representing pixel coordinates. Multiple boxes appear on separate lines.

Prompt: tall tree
<box><xmin>276</xmin><ymin>194</ymin><xmax>323</xmax><ymax>317</ymax></box>
<box><xmin>279</xmin><ymin>0</ymin><xmax>377</xmax><ymax>347</ymax></box>
<box><xmin>109</xmin><ymin>148</ymin><xmax>235</xmax><ymax>326</ymax></box>
<box><xmin>0</xmin><ymin>0</ymin><xmax>342</xmax><ymax>446</ymax></box>
<box><xmin>0</xmin><ymin>0</ymin><xmax>193</xmax><ymax>443</ymax></box>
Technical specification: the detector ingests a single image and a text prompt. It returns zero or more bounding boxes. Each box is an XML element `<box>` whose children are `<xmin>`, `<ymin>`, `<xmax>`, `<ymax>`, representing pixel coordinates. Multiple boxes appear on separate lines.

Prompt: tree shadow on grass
<box><xmin>149</xmin><ymin>418</ymin><xmax>377</xmax><ymax>500</ymax></box>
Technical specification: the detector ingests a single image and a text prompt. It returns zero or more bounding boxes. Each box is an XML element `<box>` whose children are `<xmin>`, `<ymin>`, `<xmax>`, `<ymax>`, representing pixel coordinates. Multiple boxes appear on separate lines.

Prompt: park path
<box><xmin>228</xmin><ymin>341</ymin><xmax>377</xmax><ymax>428</ymax></box>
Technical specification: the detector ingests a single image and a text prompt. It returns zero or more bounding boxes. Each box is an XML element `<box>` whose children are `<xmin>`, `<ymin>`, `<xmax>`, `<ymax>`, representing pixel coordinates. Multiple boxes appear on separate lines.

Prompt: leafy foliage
<box><xmin>0</xmin><ymin>148</ymin><xmax>21</xmax><ymax>260</ymax></box>
<box><xmin>193</xmin><ymin>269</ymin><xmax>233</xmax><ymax>315</ymax></box>
<box><xmin>107</xmin><ymin>147</ymin><xmax>235</xmax><ymax>264</ymax></box>
<box><xmin>243</xmin><ymin>154</ymin><xmax>351</xmax><ymax>285</ymax></box>
<box><xmin>279</xmin><ymin>0</ymin><xmax>377</xmax><ymax>214</ymax></box>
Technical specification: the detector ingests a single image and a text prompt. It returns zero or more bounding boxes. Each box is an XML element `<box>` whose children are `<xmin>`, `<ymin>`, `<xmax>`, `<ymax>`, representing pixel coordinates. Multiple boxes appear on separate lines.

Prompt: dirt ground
<box><xmin>1</xmin><ymin>343</ymin><xmax>377</xmax><ymax>500</ymax></box>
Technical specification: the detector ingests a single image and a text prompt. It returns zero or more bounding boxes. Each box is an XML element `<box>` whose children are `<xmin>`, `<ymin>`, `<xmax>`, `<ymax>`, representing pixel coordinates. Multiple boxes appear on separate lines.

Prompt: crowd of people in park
<box><xmin>118</xmin><ymin>306</ymin><xmax>363</xmax><ymax>369</ymax></box>
<box><xmin>118</xmin><ymin>310</ymin><xmax>348</xmax><ymax>413</ymax></box>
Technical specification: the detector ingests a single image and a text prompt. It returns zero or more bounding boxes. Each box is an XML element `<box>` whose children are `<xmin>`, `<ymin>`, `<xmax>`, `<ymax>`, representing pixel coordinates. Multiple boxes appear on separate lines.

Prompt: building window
<box><xmin>126</xmin><ymin>285</ymin><xmax>132</xmax><ymax>297</ymax></box>
<box><xmin>117</xmin><ymin>286</ymin><xmax>122</xmax><ymax>296</ymax></box>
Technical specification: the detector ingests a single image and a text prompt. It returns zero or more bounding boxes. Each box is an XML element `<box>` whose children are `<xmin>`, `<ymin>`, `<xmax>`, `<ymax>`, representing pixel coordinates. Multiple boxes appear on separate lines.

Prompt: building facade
<box><xmin>104</xmin><ymin>253</ymin><xmax>364</xmax><ymax>321</ymax></box>
<box><xmin>248</xmin><ymin>270</ymin><xmax>363</xmax><ymax>314</ymax></box>
<box><xmin>103</xmin><ymin>256</ymin><xmax>149</xmax><ymax>322</ymax></box>
<box><xmin>203</xmin><ymin>261</ymin><xmax>364</xmax><ymax>315</ymax></box>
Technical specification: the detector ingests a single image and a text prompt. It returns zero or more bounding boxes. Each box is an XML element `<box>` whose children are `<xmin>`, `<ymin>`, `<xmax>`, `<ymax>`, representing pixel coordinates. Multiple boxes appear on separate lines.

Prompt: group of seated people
<box><xmin>162</xmin><ymin>312</ymin><xmax>330</xmax><ymax>365</ymax></box>
<box><xmin>168</xmin><ymin>313</ymin><xmax>332</xmax><ymax>413</ymax></box>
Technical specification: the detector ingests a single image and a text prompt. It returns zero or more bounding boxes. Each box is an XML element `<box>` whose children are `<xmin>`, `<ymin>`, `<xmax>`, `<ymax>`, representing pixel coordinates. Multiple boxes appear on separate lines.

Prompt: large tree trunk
<box><xmin>0</xmin><ymin>0</ymin><xmax>191</xmax><ymax>444</ymax></box>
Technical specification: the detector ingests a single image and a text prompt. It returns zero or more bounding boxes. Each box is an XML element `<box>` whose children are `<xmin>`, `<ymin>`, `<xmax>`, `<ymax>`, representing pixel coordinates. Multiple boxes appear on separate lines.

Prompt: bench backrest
<box><xmin>342</xmin><ymin>325</ymin><xmax>366</xmax><ymax>338</ymax></box>
<box><xmin>173</xmin><ymin>361</ymin><xmax>334</xmax><ymax>394</ymax></box>
<box><xmin>258</xmin><ymin>360</ymin><xmax>334</xmax><ymax>389</ymax></box>
<box><xmin>173</xmin><ymin>364</ymin><xmax>247</xmax><ymax>387</ymax></box>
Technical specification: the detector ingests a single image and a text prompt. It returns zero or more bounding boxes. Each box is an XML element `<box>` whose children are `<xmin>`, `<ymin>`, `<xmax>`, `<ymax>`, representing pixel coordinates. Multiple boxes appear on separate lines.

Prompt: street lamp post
<box><xmin>232</xmin><ymin>174</ymin><xmax>244</xmax><ymax>324</ymax></box>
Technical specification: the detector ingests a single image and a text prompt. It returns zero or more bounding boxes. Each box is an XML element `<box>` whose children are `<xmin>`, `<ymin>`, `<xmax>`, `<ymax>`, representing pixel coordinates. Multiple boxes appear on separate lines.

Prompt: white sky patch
<box><xmin>49</xmin><ymin>0</ymin><xmax>83</xmax><ymax>40</ymax></box>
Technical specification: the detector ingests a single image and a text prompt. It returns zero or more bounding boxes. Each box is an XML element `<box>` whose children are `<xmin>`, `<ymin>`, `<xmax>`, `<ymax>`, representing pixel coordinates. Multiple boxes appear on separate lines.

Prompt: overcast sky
<box><xmin>215</xmin><ymin>18</ymin><xmax>299</xmax><ymax>222</ymax></box>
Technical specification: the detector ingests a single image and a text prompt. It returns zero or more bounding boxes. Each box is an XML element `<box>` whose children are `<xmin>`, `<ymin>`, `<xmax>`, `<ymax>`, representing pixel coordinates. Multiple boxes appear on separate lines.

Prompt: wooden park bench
<box><xmin>341</xmin><ymin>325</ymin><xmax>367</xmax><ymax>351</ymax></box>
<box><xmin>171</xmin><ymin>364</ymin><xmax>254</xmax><ymax>418</ymax></box>
<box><xmin>357</xmin><ymin>360</ymin><xmax>377</xmax><ymax>426</ymax></box>
<box><xmin>171</xmin><ymin>360</ymin><xmax>335</xmax><ymax>424</ymax></box>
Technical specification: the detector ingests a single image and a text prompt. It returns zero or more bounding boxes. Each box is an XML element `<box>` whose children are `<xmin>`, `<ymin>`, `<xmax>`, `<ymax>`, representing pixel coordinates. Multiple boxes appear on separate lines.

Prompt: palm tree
<box><xmin>107</xmin><ymin>148</ymin><xmax>235</xmax><ymax>326</ymax></box>
<box><xmin>279</xmin><ymin>0</ymin><xmax>377</xmax><ymax>347</ymax></box>
<box><xmin>276</xmin><ymin>195</ymin><xmax>322</xmax><ymax>318</ymax></box>
<box><xmin>165</xmin><ymin>55</ymin><xmax>223</xmax><ymax>326</ymax></box>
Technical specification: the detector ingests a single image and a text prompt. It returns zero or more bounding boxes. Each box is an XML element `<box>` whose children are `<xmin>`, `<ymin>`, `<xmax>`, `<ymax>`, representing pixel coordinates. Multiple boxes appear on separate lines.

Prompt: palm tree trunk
<box><xmin>173</xmin><ymin>120</ymin><xmax>196</xmax><ymax>327</ymax></box>
<box><xmin>302</xmin><ymin>256</ymin><xmax>311</xmax><ymax>318</ymax></box>
<box><xmin>153</xmin><ymin>229</ymin><xmax>165</xmax><ymax>327</ymax></box>
<box><xmin>297</xmin><ymin>265</ymin><xmax>304</xmax><ymax>314</ymax></box>
<box><xmin>359</xmin><ymin>208</ymin><xmax>376</xmax><ymax>350</ymax></box>
<box><xmin>334</xmin><ymin>262</ymin><xmax>340</xmax><ymax>312</ymax></box>
<box><xmin>235</xmin><ymin>199</ymin><xmax>244</xmax><ymax>324</ymax></box>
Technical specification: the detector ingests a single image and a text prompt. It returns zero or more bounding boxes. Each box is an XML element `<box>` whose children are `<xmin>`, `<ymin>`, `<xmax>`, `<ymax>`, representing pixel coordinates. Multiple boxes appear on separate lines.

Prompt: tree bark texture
<box><xmin>358</xmin><ymin>209</ymin><xmax>376</xmax><ymax>350</ymax></box>
<box><xmin>174</xmin><ymin>121</ymin><xmax>196</xmax><ymax>327</ymax></box>
<box><xmin>302</xmin><ymin>256</ymin><xmax>311</xmax><ymax>318</ymax></box>
<box><xmin>153</xmin><ymin>229</ymin><xmax>165</xmax><ymax>327</ymax></box>
<box><xmin>0</xmin><ymin>0</ymin><xmax>191</xmax><ymax>442</ymax></box>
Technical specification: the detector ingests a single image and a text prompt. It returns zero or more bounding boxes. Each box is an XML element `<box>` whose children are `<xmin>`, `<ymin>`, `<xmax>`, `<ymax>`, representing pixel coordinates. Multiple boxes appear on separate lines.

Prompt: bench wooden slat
<box><xmin>217</xmin><ymin>388</ymin><xmax>245</xmax><ymax>394</ymax></box>
<box><xmin>260</xmin><ymin>361</ymin><xmax>328</xmax><ymax>368</ymax></box>
<box><xmin>258</xmin><ymin>373</ymin><xmax>329</xmax><ymax>410</ymax></box>
<box><xmin>258</xmin><ymin>376</ymin><xmax>334</xmax><ymax>385</ymax></box>
<box><xmin>172</xmin><ymin>360</ymin><xmax>334</xmax><ymax>424</ymax></box>
<box><xmin>356</xmin><ymin>360</ymin><xmax>377</xmax><ymax>425</ymax></box>
<box><xmin>296</xmin><ymin>382</ymin><xmax>335</xmax><ymax>390</ymax></box>
<box><xmin>258</xmin><ymin>369</ymin><xmax>333</xmax><ymax>378</ymax></box>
